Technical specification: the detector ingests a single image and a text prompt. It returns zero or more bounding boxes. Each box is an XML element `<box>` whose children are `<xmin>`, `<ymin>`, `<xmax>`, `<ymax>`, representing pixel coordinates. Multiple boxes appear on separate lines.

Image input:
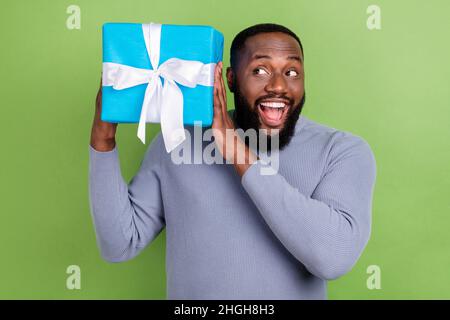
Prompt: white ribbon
<box><xmin>102</xmin><ymin>23</ymin><xmax>216</xmax><ymax>153</ymax></box>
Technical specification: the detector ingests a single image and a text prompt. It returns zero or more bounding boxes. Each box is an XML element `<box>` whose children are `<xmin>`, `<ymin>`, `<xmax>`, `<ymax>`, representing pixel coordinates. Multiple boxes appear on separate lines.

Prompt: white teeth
<box><xmin>260</xmin><ymin>102</ymin><xmax>286</xmax><ymax>109</ymax></box>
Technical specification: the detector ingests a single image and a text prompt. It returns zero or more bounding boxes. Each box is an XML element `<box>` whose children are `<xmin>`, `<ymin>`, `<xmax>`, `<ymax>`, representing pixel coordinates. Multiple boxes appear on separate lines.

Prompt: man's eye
<box><xmin>286</xmin><ymin>70</ymin><xmax>299</xmax><ymax>77</ymax></box>
<box><xmin>253</xmin><ymin>68</ymin><xmax>269</xmax><ymax>75</ymax></box>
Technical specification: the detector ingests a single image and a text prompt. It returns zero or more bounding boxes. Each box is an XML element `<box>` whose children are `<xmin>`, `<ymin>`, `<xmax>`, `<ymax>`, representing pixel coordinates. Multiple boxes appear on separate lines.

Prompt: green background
<box><xmin>1</xmin><ymin>0</ymin><xmax>449</xmax><ymax>299</ymax></box>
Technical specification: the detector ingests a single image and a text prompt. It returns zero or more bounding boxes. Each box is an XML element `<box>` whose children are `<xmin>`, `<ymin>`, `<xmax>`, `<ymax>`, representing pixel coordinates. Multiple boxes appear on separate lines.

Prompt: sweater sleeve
<box><xmin>241</xmin><ymin>135</ymin><xmax>376</xmax><ymax>280</ymax></box>
<box><xmin>88</xmin><ymin>135</ymin><xmax>166</xmax><ymax>263</ymax></box>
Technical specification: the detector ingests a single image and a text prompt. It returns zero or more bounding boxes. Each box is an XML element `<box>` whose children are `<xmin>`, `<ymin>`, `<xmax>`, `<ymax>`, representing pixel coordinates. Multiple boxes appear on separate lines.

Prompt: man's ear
<box><xmin>226</xmin><ymin>67</ymin><xmax>235</xmax><ymax>93</ymax></box>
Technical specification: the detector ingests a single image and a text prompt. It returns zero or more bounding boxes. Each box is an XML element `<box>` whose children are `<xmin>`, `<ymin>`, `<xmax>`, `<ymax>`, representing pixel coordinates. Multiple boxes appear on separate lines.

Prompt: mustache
<box><xmin>254</xmin><ymin>94</ymin><xmax>294</xmax><ymax>107</ymax></box>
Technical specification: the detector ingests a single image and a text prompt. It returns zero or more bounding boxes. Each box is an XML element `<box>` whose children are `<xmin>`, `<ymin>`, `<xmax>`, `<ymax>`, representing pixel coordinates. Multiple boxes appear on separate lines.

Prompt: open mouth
<box><xmin>257</xmin><ymin>101</ymin><xmax>290</xmax><ymax>127</ymax></box>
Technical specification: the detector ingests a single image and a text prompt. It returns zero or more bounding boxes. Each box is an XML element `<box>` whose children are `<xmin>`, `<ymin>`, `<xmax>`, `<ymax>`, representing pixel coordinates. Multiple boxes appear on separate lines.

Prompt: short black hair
<box><xmin>230</xmin><ymin>23</ymin><xmax>304</xmax><ymax>70</ymax></box>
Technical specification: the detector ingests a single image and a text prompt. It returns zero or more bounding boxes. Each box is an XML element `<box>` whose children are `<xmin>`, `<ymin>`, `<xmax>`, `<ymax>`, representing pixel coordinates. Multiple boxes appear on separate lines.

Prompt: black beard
<box><xmin>232</xmin><ymin>86</ymin><xmax>305</xmax><ymax>154</ymax></box>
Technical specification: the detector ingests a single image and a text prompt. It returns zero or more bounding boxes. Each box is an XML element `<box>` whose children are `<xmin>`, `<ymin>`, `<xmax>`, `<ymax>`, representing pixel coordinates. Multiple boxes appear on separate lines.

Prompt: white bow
<box><xmin>102</xmin><ymin>23</ymin><xmax>216</xmax><ymax>153</ymax></box>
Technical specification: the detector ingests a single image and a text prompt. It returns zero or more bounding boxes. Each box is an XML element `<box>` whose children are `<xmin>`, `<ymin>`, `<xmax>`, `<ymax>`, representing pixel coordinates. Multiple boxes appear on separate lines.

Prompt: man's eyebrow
<box><xmin>253</xmin><ymin>54</ymin><xmax>272</xmax><ymax>60</ymax></box>
<box><xmin>252</xmin><ymin>54</ymin><xmax>303</xmax><ymax>62</ymax></box>
<box><xmin>288</xmin><ymin>55</ymin><xmax>302</xmax><ymax>62</ymax></box>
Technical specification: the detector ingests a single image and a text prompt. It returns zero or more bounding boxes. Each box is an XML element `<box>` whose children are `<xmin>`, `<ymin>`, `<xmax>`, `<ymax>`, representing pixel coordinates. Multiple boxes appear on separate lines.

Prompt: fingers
<box><xmin>213</xmin><ymin>64</ymin><xmax>223</xmax><ymax>124</ymax></box>
<box><xmin>213</xmin><ymin>62</ymin><xmax>234</xmax><ymax>130</ymax></box>
<box><xmin>214</xmin><ymin>62</ymin><xmax>227</xmax><ymax>123</ymax></box>
<box><xmin>218</xmin><ymin>62</ymin><xmax>226</xmax><ymax>104</ymax></box>
<box><xmin>96</xmin><ymin>76</ymin><xmax>102</xmax><ymax>107</ymax></box>
<box><xmin>95</xmin><ymin>75</ymin><xmax>104</xmax><ymax>122</ymax></box>
<box><xmin>218</xmin><ymin>63</ymin><xmax>228</xmax><ymax>119</ymax></box>
<box><xmin>216</xmin><ymin>62</ymin><xmax>229</xmax><ymax>120</ymax></box>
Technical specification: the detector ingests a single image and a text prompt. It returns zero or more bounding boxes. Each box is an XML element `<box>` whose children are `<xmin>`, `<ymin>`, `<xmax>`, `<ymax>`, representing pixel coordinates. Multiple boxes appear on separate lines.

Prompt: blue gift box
<box><xmin>101</xmin><ymin>22</ymin><xmax>224</xmax><ymax>127</ymax></box>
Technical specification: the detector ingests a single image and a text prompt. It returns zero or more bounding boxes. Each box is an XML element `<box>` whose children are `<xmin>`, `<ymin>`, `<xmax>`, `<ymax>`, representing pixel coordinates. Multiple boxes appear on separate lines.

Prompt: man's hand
<box><xmin>212</xmin><ymin>62</ymin><xmax>258</xmax><ymax>177</ymax></box>
<box><xmin>90</xmin><ymin>76</ymin><xmax>118</xmax><ymax>151</ymax></box>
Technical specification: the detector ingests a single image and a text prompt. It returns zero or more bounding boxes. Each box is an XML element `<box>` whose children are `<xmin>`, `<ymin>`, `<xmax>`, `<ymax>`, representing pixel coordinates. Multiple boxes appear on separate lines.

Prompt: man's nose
<box><xmin>265</xmin><ymin>72</ymin><xmax>288</xmax><ymax>95</ymax></box>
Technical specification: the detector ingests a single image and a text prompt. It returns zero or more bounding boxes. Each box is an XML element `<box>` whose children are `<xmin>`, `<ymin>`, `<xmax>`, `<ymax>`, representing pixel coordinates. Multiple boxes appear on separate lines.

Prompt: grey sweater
<box><xmin>88</xmin><ymin>112</ymin><xmax>376</xmax><ymax>299</ymax></box>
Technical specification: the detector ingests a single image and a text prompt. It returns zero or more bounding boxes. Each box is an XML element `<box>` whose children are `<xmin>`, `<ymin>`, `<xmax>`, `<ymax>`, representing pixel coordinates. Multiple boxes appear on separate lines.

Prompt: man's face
<box><xmin>227</xmin><ymin>32</ymin><xmax>305</xmax><ymax>150</ymax></box>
